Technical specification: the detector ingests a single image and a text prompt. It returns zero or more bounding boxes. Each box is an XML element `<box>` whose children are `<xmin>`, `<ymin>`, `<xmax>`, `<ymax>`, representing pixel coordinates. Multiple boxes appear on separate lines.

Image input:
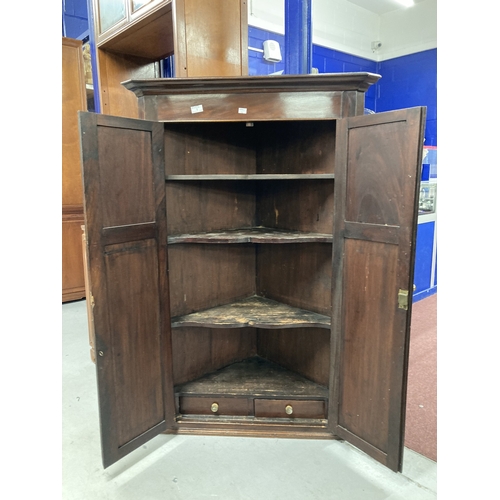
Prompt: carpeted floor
<box><xmin>405</xmin><ymin>293</ymin><xmax>437</xmax><ymax>462</ymax></box>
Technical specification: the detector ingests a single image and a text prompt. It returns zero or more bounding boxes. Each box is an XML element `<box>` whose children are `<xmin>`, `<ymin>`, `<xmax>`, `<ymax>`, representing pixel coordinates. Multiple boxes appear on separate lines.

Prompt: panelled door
<box><xmin>79</xmin><ymin>112</ymin><xmax>175</xmax><ymax>468</ymax></box>
<box><xmin>330</xmin><ymin>107</ymin><xmax>426</xmax><ymax>472</ymax></box>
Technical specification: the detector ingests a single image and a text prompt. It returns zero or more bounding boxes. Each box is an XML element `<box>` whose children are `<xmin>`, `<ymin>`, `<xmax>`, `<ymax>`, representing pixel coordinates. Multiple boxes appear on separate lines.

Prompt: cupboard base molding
<box><xmin>166</xmin><ymin>422</ymin><xmax>334</xmax><ymax>440</ymax></box>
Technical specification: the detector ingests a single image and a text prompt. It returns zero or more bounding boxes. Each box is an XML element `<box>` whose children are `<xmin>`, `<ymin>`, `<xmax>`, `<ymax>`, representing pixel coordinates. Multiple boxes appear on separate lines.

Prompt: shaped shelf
<box><xmin>168</xmin><ymin>227</ymin><xmax>333</xmax><ymax>244</ymax></box>
<box><xmin>171</xmin><ymin>295</ymin><xmax>331</xmax><ymax>329</ymax></box>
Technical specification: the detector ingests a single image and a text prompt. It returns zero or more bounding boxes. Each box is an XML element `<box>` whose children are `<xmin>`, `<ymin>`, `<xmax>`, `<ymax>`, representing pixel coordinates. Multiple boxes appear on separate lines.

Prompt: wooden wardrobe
<box><xmin>79</xmin><ymin>73</ymin><xmax>426</xmax><ymax>472</ymax></box>
<box><xmin>62</xmin><ymin>37</ymin><xmax>87</xmax><ymax>302</ymax></box>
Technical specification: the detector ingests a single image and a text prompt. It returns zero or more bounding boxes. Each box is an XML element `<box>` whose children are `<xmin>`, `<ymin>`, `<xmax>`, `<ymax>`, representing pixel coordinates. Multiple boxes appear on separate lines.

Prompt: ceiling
<box><xmin>347</xmin><ymin>0</ymin><xmax>425</xmax><ymax>15</ymax></box>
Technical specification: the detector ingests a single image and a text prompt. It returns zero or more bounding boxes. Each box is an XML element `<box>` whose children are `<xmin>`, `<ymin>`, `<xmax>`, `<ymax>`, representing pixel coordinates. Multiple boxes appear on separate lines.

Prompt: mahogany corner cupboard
<box><xmin>78</xmin><ymin>73</ymin><xmax>426</xmax><ymax>472</ymax></box>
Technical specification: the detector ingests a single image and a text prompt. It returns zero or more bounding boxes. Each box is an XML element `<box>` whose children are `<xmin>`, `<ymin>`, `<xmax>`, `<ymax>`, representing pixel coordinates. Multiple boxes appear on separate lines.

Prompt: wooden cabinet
<box><xmin>79</xmin><ymin>73</ymin><xmax>426</xmax><ymax>472</ymax></box>
<box><xmin>62</xmin><ymin>38</ymin><xmax>87</xmax><ymax>302</ymax></box>
<box><xmin>91</xmin><ymin>0</ymin><xmax>248</xmax><ymax>118</ymax></box>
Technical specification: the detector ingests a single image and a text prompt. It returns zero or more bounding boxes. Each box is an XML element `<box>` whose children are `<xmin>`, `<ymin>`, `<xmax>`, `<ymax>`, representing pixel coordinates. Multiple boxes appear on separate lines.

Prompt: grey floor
<box><xmin>62</xmin><ymin>299</ymin><xmax>437</xmax><ymax>500</ymax></box>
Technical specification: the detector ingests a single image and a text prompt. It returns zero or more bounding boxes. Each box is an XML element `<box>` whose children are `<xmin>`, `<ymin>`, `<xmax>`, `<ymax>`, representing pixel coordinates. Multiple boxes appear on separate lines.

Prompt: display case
<box><xmin>89</xmin><ymin>0</ymin><xmax>249</xmax><ymax>118</ymax></box>
<box><xmin>419</xmin><ymin>182</ymin><xmax>437</xmax><ymax>214</ymax></box>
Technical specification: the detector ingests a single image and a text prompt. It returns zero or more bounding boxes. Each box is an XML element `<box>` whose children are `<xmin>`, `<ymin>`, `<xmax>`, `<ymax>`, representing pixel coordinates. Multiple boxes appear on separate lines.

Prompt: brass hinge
<box><xmin>398</xmin><ymin>289</ymin><xmax>409</xmax><ymax>310</ymax></box>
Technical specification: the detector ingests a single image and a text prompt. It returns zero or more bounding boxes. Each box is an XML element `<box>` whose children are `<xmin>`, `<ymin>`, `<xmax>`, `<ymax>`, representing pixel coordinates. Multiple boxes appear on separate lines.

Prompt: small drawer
<box><xmin>179</xmin><ymin>396</ymin><xmax>253</xmax><ymax>416</ymax></box>
<box><xmin>254</xmin><ymin>399</ymin><xmax>326</xmax><ymax>419</ymax></box>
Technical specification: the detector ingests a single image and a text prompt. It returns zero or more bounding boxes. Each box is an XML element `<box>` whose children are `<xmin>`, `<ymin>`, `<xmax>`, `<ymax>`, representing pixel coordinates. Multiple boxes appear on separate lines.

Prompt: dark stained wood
<box><xmin>171</xmin><ymin>295</ymin><xmax>331</xmax><ymax>329</ymax></box>
<box><xmin>171</xmin><ymin>327</ymin><xmax>257</xmax><ymax>386</ymax></box>
<box><xmin>166</xmin><ymin>181</ymin><xmax>256</xmax><ymax>235</ymax></box>
<box><xmin>257</xmin><ymin>244</ymin><xmax>333</xmax><ymax>316</ymax></box>
<box><xmin>167</xmin><ymin>244</ymin><xmax>256</xmax><ymax>317</ymax></box>
<box><xmin>175</xmin><ymin>357</ymin><xmax>328</xmax><ymax>398</ymax></box>
<box><xmin>179</xmin><ymin>396</ymin><xmax>253</xmax><ymax>416</ymax></box>
<box><xmin>344</xmin><ymin>221</ymin><xmax>399</xmax><ymax>245</ymax></box>
<box><xmin>168</xmin><ymin>227</ymin><xmax>332</xmax><ymax>244</ymax></box>
<box><xmin>164</xmin><ymin>121</ymin><xmax>256</xmax><ymax>175</ymax></box>
<box><xmin>255</xmin><ymin>121</ymin><xmax>336</xmax><ymax>175</ymax></box>
<box><xmin>166</xmin><ymin>174</ymin><xmax>335</xmax><ymax>180</ymax></box>
<box><xmin>257</xmin><ymin>328</ymin><xmax>331</xmax><ymax>387</ymax></box>
<box><xmin>124</xmin><ymin>73</ymin><xmax>380</xmax><ymax>121</ymax></box>
<box><xmin>254</xmin><ymin>399</ymin><xmax>326</xmax><ymax>419</ymax></box>
<box><xmin>79</xmin><ymin>112</ymin><xmax>175</xmax><ymax>468</ymax></box>
<box><xmin>125</xmin><ymin>73</ymin><xmax>381</xmax><ymax>97</ymax></box>
<box><xmin>163</xmin><ymin>120</ymin><xmax>336</xmax><ymax>176</ymax></box>
<box><xmin>172</xmin><ymin>419</ymin><xmax>332</xmax><ymax>438</ymax></box>
<box><xmin>257</xmin><ymin>179</ymin><xmax>335</xmax><ymax>234</ymax></box>
<box><xmin>330</xmin><ymin>107</ymin><xmax>426</xmax><ymax>472</ymax></box>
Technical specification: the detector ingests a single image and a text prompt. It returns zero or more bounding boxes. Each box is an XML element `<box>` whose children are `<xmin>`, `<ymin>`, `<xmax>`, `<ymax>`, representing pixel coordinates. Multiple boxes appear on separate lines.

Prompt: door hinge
<box><xmin>398</xmin><ymin>289</ymin><xmax>409</xmax><ymax>310</ymax></box>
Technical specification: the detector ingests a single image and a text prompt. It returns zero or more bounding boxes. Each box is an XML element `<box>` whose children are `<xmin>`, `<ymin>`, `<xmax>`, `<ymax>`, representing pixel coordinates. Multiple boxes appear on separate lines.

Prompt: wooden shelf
<box><xmin>168</xmin><ymin>227</ymin><xmax>333</xmax><ymax>244</ymax></box>
<box><xmin>166</xmin><ymin>174</ymin><xmax>335</xmax><ymax>181</ymax></box>
<box><xmin>175</xmin><ymin>356</ymin><xmax>329</xmax><ymax>398</ymax></box>
<box><xmin>171</xmin><ymin>295</ymin><xmax>331</xmax><ymax>329</ymax></box>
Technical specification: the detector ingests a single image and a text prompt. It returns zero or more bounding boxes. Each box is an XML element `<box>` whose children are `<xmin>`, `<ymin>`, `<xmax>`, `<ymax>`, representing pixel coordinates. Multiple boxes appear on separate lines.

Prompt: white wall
<box><xmin>247</xmin><ymin>0</ymin><xmax>437</xmax><ymax>61</ymax></box>
<box><xmin>379</xmin><ymin>0</ymin><xmax>437</xmax><ymax>60</ymax></box>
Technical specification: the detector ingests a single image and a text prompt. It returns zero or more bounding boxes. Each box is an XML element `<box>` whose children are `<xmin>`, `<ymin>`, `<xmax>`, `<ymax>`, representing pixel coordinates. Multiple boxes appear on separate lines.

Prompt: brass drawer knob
<box><xmin>285</xmin><ymin>404</ymin><xmax>293</xmax><ymax>415</ymax></box>
<box><xmin>211</xmin><ymin>402</ymin><xmax>219</xmax><ymax>413</ymax></box>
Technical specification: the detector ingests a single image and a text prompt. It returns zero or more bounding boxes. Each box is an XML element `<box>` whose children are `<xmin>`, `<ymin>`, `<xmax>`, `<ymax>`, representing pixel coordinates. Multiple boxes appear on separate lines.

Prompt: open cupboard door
<box><xmin>79</xmin><ymin>112</ymin><xmax>175</xmax><ymax>468</ymax></box>
<box><xmin>331</xmin><ymin>107</ymin><xmax>426</xmax><ymax>472</ymax></box>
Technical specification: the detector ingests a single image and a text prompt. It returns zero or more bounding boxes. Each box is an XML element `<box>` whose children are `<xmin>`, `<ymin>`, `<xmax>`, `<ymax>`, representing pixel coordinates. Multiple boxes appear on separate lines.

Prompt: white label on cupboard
<box><xmin>191</xmin><ymin>105</ymin><xmax>203</xmax><ymax>114</ymax></box>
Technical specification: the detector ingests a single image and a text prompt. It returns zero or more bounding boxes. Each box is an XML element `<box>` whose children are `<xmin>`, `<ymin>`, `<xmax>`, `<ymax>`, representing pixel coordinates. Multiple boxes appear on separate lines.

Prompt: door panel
<box><xmin>79</xmin><ymin>112</ymin><xmax>174</xmax><ymax>468</ymax></box>
<box><xmin>331</xmin><ymin>107</ymin><xmax>426</xmax><ymax>471</ymax></box>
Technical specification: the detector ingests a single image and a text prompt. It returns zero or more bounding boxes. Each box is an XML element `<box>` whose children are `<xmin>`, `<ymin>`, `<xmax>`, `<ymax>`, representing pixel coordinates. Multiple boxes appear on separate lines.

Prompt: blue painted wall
<box><xmin>248</xmin><ymin>27</ymin><xmax>286</xmax><ymax>76</ymax></box>
<box><xmin>249</xmin><ymin>27</ymin><xmax>436</xmax><ymax>145</ymax></box>
<box><xmin>376</xmin><ymin>49</ymin><xmax>437</xmax><ymax>146</ymax></box>
<box><xmin>313</xmin><ymin>44</ymin><xmax>378</xmax><ymax>113</ymax></box>
<box><xmin>62</xmin><ymin>0</ymin><xmax>89</xmax><ymax>39</ymax></box>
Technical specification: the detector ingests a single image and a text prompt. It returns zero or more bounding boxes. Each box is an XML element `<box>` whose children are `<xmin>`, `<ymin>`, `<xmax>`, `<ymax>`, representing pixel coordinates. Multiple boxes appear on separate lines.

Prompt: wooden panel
<box><xmin>96</xmin><ymin>126</ymin><xmax>155</xmax><ymax>226</ymax></box>
<box><xmin>339</xmin><ymin>239</ymin><xmax>398</xmax><ymax>449</ymax></box>
<box><xmin>167</xmin><ymin>244</ymin><xmax>256</xmax><ymax>317</ymax></box>
<box><xmin>257</xmin><ymin>328</ymin><xmax>330</xmax><ymax>387</ymax></box>
<box><xmin>62</xmin><ymin>38</ymin><xmax>87</xmax><ymax>302</ymax></box>
<box><xmin>254</xmin><ymin>399</ymin><xmax>326</xmax><ymax>419</ymax></box>
<box><xmin>101</xmin><ymin>2</ymin><xmax>175</xmax><ymax>59</ymax></box>
<box><xmin>104</xmin><ymin>239</ymin><xmax>165</xmax><ymax>447</ymax></box>
<box><xmin>149</xmin><ymin>91</ymin><xmax>345</xmax><ymax>122</ymax></box>
<box><xmin>62</xmin><ymin>38</ymin><xmax>87</xmax><ymax>206</ymax></box>
<box><xmin>166</xmin><ymin>181</ymin><xmax>256</xmax><ymax>235</ymax></box>
<box><xmin>256</xmin><ymin>121</ymin><xmax>336</xmax><ymax>175</ymax></box>
<box><xmin>164</xmin><ymin>122</ymin><xmax>256</xmax><ymax>175</ymax></box>
<box><xmin>172</xmin><ymin>327</ymin><xmax>257</xmax><ymax>386</ymax></box>
<box><xmin>79</xmin><ymin>113</ymin><xmax>174</xmax><ymax>467</ymax></box>
<box><xmin>178</xmin><ymin>0</ymin><xmax>247</xmax><ymax>77</ymax></box>
<box><xmin>62</xmin><ymin>213</ymin><xmax>86</xmax><ymax>302</ymax></box>
<box><xmin>97</xmin><ymin>49</ymin><xmax>159</xmax><ymax>118</ymax></box>
<box><xmin>257</xmin><ymin>179</ymin><xmax>335</xmax><ymax>234</ymax></box>
<box><xmin>345</xmin><ymin>120</ymin><xmax>412</xmax><ymax>225</ymax></box>
<box><xmin>179</xmin><ymin>396</ymin><xmax>253</xmax><ymax>416</ymax></box>
<box><xmin>257</xmin><ymin>244</ymin><xmax>333</xmax><ymax>315</ymax></box>
<box><xmin>331</xmin><ymin>107</ymin><xmax>426</xmax><ymax>472</ymax></box>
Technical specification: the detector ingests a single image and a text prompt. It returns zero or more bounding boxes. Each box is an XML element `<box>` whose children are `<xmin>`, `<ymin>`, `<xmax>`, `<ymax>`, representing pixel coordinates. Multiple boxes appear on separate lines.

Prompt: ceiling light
<box><xmin>394</xmin><ymin>0</ymin><xmax>414</xmax><ymax>7</ymax></box>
